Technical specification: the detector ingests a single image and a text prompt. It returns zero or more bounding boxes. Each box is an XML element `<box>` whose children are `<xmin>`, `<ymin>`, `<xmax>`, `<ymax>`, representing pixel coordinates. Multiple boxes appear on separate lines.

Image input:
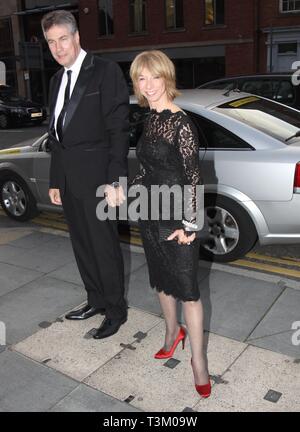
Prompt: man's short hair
<box><xmin>41</xmin><ymin>10</ymin><xmax>78</xmax><ymax>36</ymax></box>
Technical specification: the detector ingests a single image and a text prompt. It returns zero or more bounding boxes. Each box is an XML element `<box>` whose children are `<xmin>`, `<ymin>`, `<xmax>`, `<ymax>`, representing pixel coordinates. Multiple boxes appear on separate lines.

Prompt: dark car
<box><xmin>198</xmin><ymin>74</ymin><xmax>300</xmax><ymax>110</ymax></box>
<box><xmin>0</xmin><ymin>85</ymin><xmax>47</xmax><ymax>129</ymax></box>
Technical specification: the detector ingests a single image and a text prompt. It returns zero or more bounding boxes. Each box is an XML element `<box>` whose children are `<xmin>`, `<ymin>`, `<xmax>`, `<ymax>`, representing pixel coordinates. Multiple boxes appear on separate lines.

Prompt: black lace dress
<box><xmin>132</xmin><ymin>109</ymin><xmax>202</xmax><ymax>302</ymax></box>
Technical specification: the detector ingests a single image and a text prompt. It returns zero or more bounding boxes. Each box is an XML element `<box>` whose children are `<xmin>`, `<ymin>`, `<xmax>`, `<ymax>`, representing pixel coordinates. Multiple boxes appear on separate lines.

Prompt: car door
<box><xmin>32</xmin><ymin>136</ymin><xmax>53</xmax><ymax>206</ymax></box>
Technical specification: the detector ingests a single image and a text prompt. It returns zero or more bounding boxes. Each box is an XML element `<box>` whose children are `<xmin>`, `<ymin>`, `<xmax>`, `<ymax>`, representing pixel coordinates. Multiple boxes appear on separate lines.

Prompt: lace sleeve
<box><xmin>176</xmin><ymin>117</ymin><xmax>202</xmax><ymax>231</ymax></box>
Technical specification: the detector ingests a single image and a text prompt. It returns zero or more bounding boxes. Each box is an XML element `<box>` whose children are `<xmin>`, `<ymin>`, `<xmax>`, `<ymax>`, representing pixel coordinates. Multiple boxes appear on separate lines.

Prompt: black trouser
<box><xmin>61</xmin><ymin>182</ymin><xmax>127</xmax><ymax>320</ymax></box>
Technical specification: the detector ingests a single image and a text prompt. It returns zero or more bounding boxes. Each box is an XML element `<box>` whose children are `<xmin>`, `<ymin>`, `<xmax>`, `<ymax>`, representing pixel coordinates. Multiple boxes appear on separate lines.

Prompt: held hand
<box><xmin>104</xmin><ymin>185</ymin><xmax>126</xmax><ymax>207</ymax></box>
<box><xmin>167</xmin><ymin>229</ymin><xmax>196</xmax><ymax>245</ymax></box>
<box><xmin>49</xmin><ymin>188</ymin><xmax>62</xmax><ymax>205</ymax></box>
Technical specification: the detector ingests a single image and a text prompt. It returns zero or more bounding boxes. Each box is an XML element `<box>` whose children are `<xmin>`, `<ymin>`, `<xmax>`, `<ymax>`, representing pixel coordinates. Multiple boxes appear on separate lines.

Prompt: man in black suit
<box><xmin>41</xmin><ymin>10</ymin><xmax>129</xmax><ymax>339</ymax></box>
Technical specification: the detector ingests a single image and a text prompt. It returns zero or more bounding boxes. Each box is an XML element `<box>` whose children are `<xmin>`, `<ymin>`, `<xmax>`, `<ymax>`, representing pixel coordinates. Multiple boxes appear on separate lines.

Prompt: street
<box><xmin>0</xmin><ymin>206</ymin><xmax>299</xmax><ymax>412</ymax></box>
<box><xmin>0</xmin><ymin>122</ymin><xmax>48</xmax><ymax>149</ymax></box>
<box><xmin>0</xmin><ymin>124</ymin><xmax>299</xmax><ymax>412</ymax></box>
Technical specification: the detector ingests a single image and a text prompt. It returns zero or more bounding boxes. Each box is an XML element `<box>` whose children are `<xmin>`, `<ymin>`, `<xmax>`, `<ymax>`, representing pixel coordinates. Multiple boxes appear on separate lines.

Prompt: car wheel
<box><xmin>0</xmin><ymin>174</ymin><xmax>39</xmax><ymax>221</ymax></box>
<box><xmin>0</xmin><ymin>114</ymin><xmax>9</xmax><ymax>129</ymax></box>
<box><xmin>199</xmin><ymin>195</ymin><xmax>257</xmax><ymax>262</ymax></box>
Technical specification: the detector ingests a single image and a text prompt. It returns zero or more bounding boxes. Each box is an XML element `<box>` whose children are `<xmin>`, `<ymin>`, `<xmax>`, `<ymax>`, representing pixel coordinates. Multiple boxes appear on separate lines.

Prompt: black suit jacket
<box><xmin>48</xmin><ymin>53</ymin><xmax>129</xmax><ymax>198</ymax></box>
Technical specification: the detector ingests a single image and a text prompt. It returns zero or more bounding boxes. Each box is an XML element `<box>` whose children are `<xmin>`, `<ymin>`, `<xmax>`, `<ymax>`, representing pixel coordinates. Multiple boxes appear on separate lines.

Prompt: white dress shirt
<box><xmin>54</xmin><ymin>48</ymin><xmax>87</xmax><ymax>139</ymax></box>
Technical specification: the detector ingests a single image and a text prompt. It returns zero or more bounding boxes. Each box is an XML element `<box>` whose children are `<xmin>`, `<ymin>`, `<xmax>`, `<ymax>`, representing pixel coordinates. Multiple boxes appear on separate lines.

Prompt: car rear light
<box><xmin>294</xmin><ymin>162</ymin><xmax>300</xmax><ymax>193</ymax></box>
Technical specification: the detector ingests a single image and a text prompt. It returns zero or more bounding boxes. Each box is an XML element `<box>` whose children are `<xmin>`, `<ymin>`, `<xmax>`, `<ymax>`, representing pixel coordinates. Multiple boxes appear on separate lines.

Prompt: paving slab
<box><xmin>122</xmin><ymin>248</ymin><xmax>147</xmax><ymax>276</ymax></box>
<box><xmin>125</xmin><ymin>265</ymin><xmax>161</xmax><ymax>316</ymax></box>
<box><xmin>49</xmin><ymin>383</ymin><xmax>141</xmax><ymax>412</ymax></box>
<box><xmin>13</xmin><ymin>307</ymin><xmax>162</xmax><ymax>382</ymax></box>
<box><xmin>0</xmin><ymin>228</ymin><xmax>33</xmax><ymax>245</ymax></box>
<box><xmin>7</xmin><ymin>231</ymin><xmax>58</xmax><ymax>249</ymax></box>
<box><xmin>0</xmin><ymin>236</ymin><xmax>74</xmax><ymax>272</ymax></box>
<box><xmin>0</xmin><ymin>276</ymin><xmax>85</xmax><ymax>344</ymax></box>
<box><xmin>84</xmin><ymin>323</ymin><xmax>246</xmax><ymax>412</ymax></box>
<box><xmin>47</xmin><ymin>261</ymin><xmax>82</xmax><ymax>286</ymax></box>
<box><xmin>199</xmin><ymin>269</ymin><xmax>284</xmax><ymax>341</ymax></box>
<box><xmin>194</xmin><ymin>345</ymin><xmax>300</xmax><ymax>412</ymax></box>
<box><xmin>0</xmin><ymin>262</ymin><xmax>43</xmax><ymax>296</ymax></box>
<box><xmin>246</xmin><ymin>288</ymin><xmax>300</xmax><ymax>358</ymax></box>
<box><xmin>48</xmin><ymin>248</ymin><xmax>147</xmax><ymax>287</ymax></box>
<box><xmin>0</xmin><ymin>350</ymin><xmax>78</xmax><ymax>412</ymax></box>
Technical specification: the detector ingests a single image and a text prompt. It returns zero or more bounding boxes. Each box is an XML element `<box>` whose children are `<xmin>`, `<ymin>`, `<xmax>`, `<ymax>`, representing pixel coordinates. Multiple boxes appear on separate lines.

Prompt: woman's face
<box><xmin>137</xmin><ymin>67</ymin><xmax>167</xmax><ymax>105</ymax></box>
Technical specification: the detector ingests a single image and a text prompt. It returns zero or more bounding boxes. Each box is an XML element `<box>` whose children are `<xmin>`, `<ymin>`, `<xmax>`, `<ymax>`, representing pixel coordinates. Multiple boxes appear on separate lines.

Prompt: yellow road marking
<box><xmin>282</xmin><ymin>256</ymin><xmax>300</xmax><ymax>263</ymax></box>
<box><xmin>31</xmin><ymin>217</ymin><xmax>68</xmax><ymax>231</ymax></box>
<box><xmin>246</xmin><ymin>252</ymin><xmax>300</xmax><ymax>268</ymax></box>
<box><xmin>231</xmin><ymin>259</ymin><xmax>300</xmax><ymax>278</ymax></box>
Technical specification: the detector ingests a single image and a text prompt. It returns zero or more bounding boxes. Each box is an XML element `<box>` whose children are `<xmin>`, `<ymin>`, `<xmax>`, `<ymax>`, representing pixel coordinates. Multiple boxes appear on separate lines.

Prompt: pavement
<box><xmin>0</xmin><ymin>212</ymin><xmax>299</xmax><ymax>412</ymax></box>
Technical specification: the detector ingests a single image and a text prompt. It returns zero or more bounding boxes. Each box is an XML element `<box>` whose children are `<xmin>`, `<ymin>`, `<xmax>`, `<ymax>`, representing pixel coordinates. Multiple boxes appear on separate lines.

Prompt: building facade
<box><xmin>1</xmin><ymin>0</ymin><xmax>300</xmax><ymax>101</ymax></box>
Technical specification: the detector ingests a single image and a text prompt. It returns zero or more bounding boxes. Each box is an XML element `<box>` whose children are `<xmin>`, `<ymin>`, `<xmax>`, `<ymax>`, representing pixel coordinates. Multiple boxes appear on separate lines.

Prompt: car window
<box><xmin>215</xmin><ymin>96</ymin><xmax>300</xmax><ymax>144</ymax></box>
<box><xmin>200</xmin><ymin>80</ymin><xmax>236</xmax><ymax>91</ymax></box>
<box><xmin>129</xmin><ymin>104</ymin><xmax>149</xmax><ymax>148</ymax></box>
<box><xmin>275</xmin><ymin>80</ymin><xmax>295</xmax><ymax>105</ymax></box>
<box><xmin>186</xmin><ymin>111</ymin><xmax>253</xmax><ymax>150</ymax></box>
<box><xmin>240</xmin><ymin>79</ymin><xmax>279</xmax><ymax>100</ymax></box>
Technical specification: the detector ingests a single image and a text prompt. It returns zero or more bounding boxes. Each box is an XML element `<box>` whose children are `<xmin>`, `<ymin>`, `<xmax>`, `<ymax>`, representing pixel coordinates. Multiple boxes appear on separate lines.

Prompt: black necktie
<box><xmin>56</xmin><ymin>70</ymin><xmax>72</xmax><ymax>142</ymax></box>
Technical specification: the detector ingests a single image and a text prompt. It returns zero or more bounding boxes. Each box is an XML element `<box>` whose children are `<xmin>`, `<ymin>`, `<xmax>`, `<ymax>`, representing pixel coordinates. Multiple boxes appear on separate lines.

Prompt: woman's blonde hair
<box><xmin>130</xmin><ymin>50</ymin><xmax>180</xmax><ymax>107</ymax></box>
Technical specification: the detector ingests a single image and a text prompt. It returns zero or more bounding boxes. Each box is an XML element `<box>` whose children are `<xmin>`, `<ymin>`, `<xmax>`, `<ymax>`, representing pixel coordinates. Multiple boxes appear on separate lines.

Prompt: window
<box><xmin>130</xmin><ymin>0</ymin><xmax>147</xmax><ymax>33</ymax></box>
<box><xmin>205</xmin><ymin>0</ymin><xmax>225</xmax><ymax>25</ymax></box>
<box><xmin>0</xmin><ymin>18</ymin><xmax>13</xmax><ymax>53</ymax></box>
<box><xmin>276</xmin><ymin>80</ymin><xmax>295</xmax><ymax>105</ymax></box>
<box><xmin>241</xmin><ymin>80</ymin><xmax>277</xmax><ymax>99</ymax></box>
<box><xmin>281</xmin><ymin>0</ymin><xmax>300</xmax><ymax>12</ymax></box>
<box><xmin>98</xmin><ymin>0</ymin><xmax>114</xmax><ymax>36</ymax></box>
<box><xmin>187</xmin><ymin>111</ymin><xmax>252</xmax><ymax>150</ymax></box>
<box><xmin>165</xmin><ymin>0</ymin><xmax>184</xmax><ymax>30</ymax></box>
<box><xmin>215</xmin><ymin>97</ymin><xmax>300</xmax><ymax>144</ymax></box>
<box><xmin>278</xmin><ymin>42</ymin><xmax>297</xmax><ymax>54</ymax></box>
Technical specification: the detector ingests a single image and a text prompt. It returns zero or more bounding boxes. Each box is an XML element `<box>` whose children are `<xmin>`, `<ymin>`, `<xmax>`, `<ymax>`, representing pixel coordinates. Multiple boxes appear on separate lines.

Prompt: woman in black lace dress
<box><xmin>130</xmin><ymin>51</ymin><xmax>211</xmax><ymax>398</ymax></box>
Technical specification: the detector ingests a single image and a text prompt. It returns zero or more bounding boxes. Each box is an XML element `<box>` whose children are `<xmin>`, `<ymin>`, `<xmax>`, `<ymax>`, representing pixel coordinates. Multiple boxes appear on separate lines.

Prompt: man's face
<box><xmin>45</xmin><ymin>24</ymin><xmax>80</xmax><ymax>68</ymax></box>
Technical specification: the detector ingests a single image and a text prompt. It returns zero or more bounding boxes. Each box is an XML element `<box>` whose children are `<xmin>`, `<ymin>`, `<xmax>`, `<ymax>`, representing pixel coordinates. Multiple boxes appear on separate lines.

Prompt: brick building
<box><xmin>79</xmin><ymin>0</ymin><xmax>300</xmax><ymax>87</ymax></box>
<box><xmin>1</xmin><ymin>0</ymin><xmax>300</xmax><ymax>101</ymax></box>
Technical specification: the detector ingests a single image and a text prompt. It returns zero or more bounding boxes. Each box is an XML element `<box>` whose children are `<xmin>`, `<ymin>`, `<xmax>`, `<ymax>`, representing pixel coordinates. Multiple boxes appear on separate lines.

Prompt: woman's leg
<box><xmin>157</xmin><ymin>291</ymin><xmax>181</xmax><ymax>350</ymax></box>
<box><xmin>183</xmin><ymin>299</ymin><xmax>209</xmax><ymax>385</ymax></box>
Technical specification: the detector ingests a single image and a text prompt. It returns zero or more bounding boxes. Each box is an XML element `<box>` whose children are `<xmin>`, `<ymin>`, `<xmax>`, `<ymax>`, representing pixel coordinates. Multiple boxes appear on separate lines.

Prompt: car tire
<box><xmin>0</xmin><ymin>174</ymin><xmax>39</xmax><ymax>221</ymax></box>
<box><xmin>199</xmin><ymin>195</ymin><xmax>257</xmax><ymax>263</ymax></box>
<box><xmin>0</xmin><ymin>114</ymin><xmax>9</xmax><ymax>129</ymax></box>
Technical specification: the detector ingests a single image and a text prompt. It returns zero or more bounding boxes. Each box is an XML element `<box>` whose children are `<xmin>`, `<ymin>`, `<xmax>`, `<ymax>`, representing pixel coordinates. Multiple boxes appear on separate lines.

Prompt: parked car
<box><xmin>0</xmin><ymin>89</ymin><xmax>300</xmax><ymax>262</ymax></box>
<box><xmin>0</xmin><ymin>85</ymin><xmax>47</xmax><ymax>129</ymax></box>
<box><xmin>198</xmin><ymin>74</ymin><xmax>300</xmax><ymax>110</ymax></box>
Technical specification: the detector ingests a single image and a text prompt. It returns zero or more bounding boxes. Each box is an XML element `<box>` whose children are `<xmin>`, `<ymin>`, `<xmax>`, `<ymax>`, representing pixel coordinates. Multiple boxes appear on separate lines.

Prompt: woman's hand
<box><xmin>104</xmin><ymin>185</ymin><xmax>126</xmax><ymax>207</ymax></box>
<box><xmin>167</xmin><ymin>229</ymin><xmax>196</xmax><ymax>245</ymax></box>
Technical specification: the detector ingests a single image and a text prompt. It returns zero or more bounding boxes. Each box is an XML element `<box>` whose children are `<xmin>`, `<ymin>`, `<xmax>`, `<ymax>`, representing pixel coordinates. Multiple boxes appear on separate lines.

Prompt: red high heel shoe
<box><xmin>191</xmin><ymin>358</ymin><xmax>211</xmax><ymax>398</ymax></box>
<box><xmin>154</xmin><ymin>326</ymin><xmax>186</xmax><ymax>359</ymax></box>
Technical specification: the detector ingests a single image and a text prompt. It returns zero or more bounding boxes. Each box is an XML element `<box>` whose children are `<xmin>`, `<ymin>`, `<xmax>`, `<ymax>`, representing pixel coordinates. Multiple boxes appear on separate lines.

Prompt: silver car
<box><xmin>0</xmin><ymin>89</ymin><xmax>300</xmax><ymax>262</ymax></box>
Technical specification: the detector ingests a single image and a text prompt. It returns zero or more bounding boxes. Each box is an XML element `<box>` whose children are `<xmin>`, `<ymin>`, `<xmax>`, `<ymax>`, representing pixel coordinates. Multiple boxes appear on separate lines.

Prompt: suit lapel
<box><xmin>63</xmin><ymin>53</ymin><xmax>95</xmax><ymax>135</ymax></box>
<box><xmin>48</xmin><ymin>68</ymin><xmax>64</xmax><ymax>131</ymax></box>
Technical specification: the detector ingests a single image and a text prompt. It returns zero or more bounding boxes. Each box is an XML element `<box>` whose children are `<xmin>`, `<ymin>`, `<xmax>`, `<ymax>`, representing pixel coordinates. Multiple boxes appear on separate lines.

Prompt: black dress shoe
<box><xmin>65</xmin><ymin>304</ymin><xmax>105</xmax><ymax>320</ymax></box>
<box><xmin>93</xmin><ymin>316</ymin><xmax>127</xmax><ymax>339</ymax></box>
